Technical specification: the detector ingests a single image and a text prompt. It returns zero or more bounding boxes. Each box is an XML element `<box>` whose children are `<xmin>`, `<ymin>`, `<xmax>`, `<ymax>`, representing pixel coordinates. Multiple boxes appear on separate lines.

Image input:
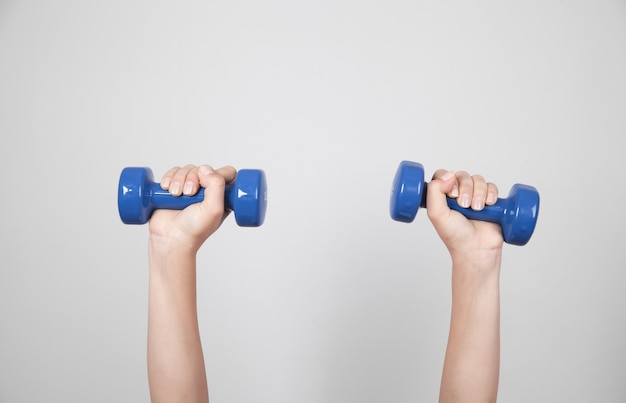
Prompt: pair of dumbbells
<box><xmin>117</xmin><ymin>161</ymin><xmax>540</xmax><ymax>245</ymax></box>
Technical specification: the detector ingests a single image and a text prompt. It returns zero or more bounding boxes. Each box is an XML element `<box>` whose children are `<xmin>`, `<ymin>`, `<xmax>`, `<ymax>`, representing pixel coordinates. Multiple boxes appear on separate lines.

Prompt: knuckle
<box><xmin>202</xmin><ymin>173</ymin><xmax>226</xmax><ymax>190</ymax></box>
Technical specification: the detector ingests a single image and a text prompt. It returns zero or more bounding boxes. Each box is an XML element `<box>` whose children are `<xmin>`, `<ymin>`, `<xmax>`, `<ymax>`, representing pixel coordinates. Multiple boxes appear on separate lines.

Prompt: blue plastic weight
<box><xmin>118</xmin><ymin>167</ymin><xmax>267</xmax><ymax>227</ymax></box>
<box><xmin>390</xmin><ymin>160</ymin><xmax>539</xmax><ymax>245</ymax></box>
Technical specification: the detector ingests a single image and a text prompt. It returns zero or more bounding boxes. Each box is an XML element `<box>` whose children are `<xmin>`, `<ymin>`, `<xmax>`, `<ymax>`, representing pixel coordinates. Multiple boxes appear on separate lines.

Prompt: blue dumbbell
<box><xmin>390</xmin><ymin>160</ymin><xmax>539</xmax><ymax>245</ymax></box>
<box><xmin>118</xmin><ymin>167</ymin><xmax>267</xmax><ymax>226</ymax></box>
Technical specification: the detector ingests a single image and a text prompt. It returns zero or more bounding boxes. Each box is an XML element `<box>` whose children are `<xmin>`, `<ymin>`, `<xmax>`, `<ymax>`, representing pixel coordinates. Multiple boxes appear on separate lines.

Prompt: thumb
<box><xmin>426</xmin><ymin>170</ymin><xmax>457</xmax><ymax>224</ymax></box>
<box><xmin>197</xmin><ymin>165</ymin><xmax>228</xmax><ymax>219</ymax></box>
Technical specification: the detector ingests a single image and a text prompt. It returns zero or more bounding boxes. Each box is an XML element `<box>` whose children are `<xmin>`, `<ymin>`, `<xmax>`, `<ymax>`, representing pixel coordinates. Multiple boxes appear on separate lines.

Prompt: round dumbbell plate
<box><xmin>118</xmin><ymin>167</ymin><xmax>154</xmax><ymax>224</ymax></box>
<box><xmin>501</xmin><ymin>183</ymin><xmax>540</xmax><ymax>246</ymax></box>
<box><xmin>390</xmin><ymin>160</ymin><xmax>425</xmax><ymax>223</ymax></box>
<box><xmin>232</xmin><ymin>169</ymin><xmax>268</xmax><ymax>227</ymax></box>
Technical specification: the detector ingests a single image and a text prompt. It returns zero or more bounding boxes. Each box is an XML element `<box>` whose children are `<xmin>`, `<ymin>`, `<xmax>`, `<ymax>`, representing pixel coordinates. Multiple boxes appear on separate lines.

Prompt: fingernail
<box><xmin>161</xmin><ymin>178</ymin><xmax>171</xmax><ymax>189</ymax></box>
<box><xmin>450</xmin><ymin>184</ymin><xmax>459</xmax><ymax>198</ymax></box>
<box><xmin>460</xmin><ymin>194</ymin><xmax>471</xmax><ymax>208</ymax></box>
<box><xmin>472</xmin><ymin>196</ymin><xmax>484</xmax><ymax>210</ymax></box>
<box><xmin>183</xmin><ymin>181</ymin><xmax>193</xmax><ymax>195</ymax></box>
<box><xmin>200</xmin><ymin>165</ymin><xmax>213</xmax><ymax>175</ymax></box>
<box><xmin>170</xmin><ymin>182</ymin><xmax>181</xmax><ymax>195</ymax></box>
<box><xmin>486</xmin><ymin>193</ymin><xmax>496</xmax><ymax>204</ymax></box>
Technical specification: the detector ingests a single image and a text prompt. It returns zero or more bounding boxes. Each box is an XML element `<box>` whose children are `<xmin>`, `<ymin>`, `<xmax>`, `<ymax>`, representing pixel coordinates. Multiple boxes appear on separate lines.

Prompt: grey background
<box><xmin>1</xmin><ymin>0</ymin><xmax>625</xmax><ymax>402</ymax></box>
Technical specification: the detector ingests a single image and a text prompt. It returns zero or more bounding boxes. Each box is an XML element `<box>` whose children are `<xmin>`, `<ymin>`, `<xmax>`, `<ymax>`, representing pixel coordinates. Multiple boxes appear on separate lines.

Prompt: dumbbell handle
<box><xmin>146</xmin><ymin>182</ymin><xmax>238</xmax><ymax>211</ymax></box>
<box><xmin>421</xmin><ymin>182</ymin><xmax>510</xmax><ymax>224</ymax></box>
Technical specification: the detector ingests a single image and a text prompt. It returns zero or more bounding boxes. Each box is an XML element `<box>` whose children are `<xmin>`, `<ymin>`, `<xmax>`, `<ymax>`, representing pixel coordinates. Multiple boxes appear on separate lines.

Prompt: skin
<box><xmin>147</xmin><ymin>164</ymin><xmax>236</xmax><ymax>403</ymax></box>
<box><xmin>145</xmin><ymin>164</ymin><xmax>502</xmax><ymax>403</ymax></box>
<box><xmin>426</xmin><ymin>170</ymin><xmax>502</xmax><ymax>403</ymax></box>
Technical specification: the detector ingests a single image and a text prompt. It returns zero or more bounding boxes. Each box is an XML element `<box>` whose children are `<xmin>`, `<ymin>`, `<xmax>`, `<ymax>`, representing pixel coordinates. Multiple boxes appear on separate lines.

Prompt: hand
<box><xmin>426</xmin><ymin>170</ymin><xmax>504</xmax><ymax>258</ymax></box>
<box><xmin>148</xmin><ymin>164</ymin><xmax>237</xmax><ymax>253</ymax></box>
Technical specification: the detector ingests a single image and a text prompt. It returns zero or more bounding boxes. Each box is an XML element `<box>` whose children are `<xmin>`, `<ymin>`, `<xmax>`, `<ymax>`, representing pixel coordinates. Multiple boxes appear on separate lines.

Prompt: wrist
<box><xmin>148</xmin><ymin>234</ymin><xmax>198</xmax><ymax>274</ymax></box>
<box><xmin>449</xmin><ymin>249</ymin><xmax>501</xmax><ymax>313</ymax></box>
<box><xmin>450</xmin><ymin>247</ymin><xmax>502</xmax><ymax>279</ymax></box>
<box><xmin>149</xmin><ymin>228</ymin><xmax>201</xmax><ymax>254</ymax></box>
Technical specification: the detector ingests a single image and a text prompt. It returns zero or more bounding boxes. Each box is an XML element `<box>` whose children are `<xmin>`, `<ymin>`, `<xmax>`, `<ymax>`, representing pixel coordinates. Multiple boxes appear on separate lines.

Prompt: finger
<box><xmin>470</xmin><ymin>174</ymin><xmax>488</xmax><ymax>211</ymax></box>
<box><xmin>455</xmin><ymin>171</ymin><xmax>472</xmax><ymax>208</ymax></box>
<box><xmin>486</xmin><ymin>182</ymin><xmax>499</xmax><ymax>205</ymax></box>
<box><xmin>169</xmin><ymin>164</ymin><xmax>196</xmax><ymax>196</ymax></box>
<box><xmin>160</xmin><ymin>166</ymin><xmax>181</xmax><ymax>190</ymax></box>
<box><xmin>182</xmin><ymin>166</ymin><xmax>202</xmax><ymax>196</ymax></box>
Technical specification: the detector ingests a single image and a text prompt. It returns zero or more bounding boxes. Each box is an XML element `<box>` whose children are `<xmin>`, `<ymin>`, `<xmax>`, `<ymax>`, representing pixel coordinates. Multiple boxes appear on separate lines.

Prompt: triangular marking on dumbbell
<box><xmin>238</xmin><ymin>189</ymin><xmax>248</xmax><ymax>198</ymax></box>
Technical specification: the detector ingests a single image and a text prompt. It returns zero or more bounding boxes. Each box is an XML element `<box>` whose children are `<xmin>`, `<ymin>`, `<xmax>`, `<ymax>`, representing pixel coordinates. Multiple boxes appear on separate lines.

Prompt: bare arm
<box><xmin>148</xmin><ymin>243</ymin><xmax>208</xmax><ymax>403</ymax></box>
<box><xmin>439</xmin><ymin>250</ymin><xmax>501</xmax><ymax>403</ymax></box>
<box><xmin>146</xmin><ymin>164</ymin><xmax>236</xmax><ymax>403</ymax></box>
<box><xmin>427</xmin><ymin>170</ymin><xmax>503</xmax><ymax>403</ymax></box>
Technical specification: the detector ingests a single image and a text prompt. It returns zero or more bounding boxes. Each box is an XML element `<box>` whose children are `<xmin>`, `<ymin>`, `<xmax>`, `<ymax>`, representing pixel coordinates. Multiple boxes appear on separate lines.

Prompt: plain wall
<box><xmin>1</xmin><ymin>0</ymin><xmax>625</xmax><ymax>402</ymax></box>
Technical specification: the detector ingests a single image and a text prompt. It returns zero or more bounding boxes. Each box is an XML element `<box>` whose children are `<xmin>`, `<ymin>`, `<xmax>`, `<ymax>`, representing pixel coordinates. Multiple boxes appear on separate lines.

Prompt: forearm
<box><xmin>439</xmin><ymin>251</ymin><xmax>501</xmax><ymax>403</ymax></box>
<box><xmin>147</xmin><ymin>240</ymin><xmax>208</xmax><ymax>403</ymax></box>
